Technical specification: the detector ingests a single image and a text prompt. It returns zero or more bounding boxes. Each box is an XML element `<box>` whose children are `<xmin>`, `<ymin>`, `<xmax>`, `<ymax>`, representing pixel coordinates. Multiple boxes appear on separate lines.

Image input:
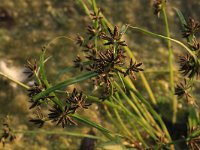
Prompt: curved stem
<box><xmin>128</xmin><ymin>26</ymin><xmax>197</xmax><ymax>60</ymax></box>
<box><xmin>45</xmin><ymin>36</ymin><xmax>75</xmax><ymax>50</ymax></box>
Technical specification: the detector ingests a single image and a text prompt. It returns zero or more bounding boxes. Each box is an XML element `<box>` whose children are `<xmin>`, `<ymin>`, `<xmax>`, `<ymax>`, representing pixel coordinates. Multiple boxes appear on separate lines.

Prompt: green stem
<box><xmin>91</xmin><ymin>0</ymin><xmax>99</xmax><ymax>52</ymax></box>
<box><xmin>12</xmin><ymin>130</ymin><xmax>104</xmax><ymax>140</ymax></box>
<box><xmin>39</xmin><ymin>50</ymin><xmax>63</xmax><ymax>110</ymax></box>
<box><xmin>72</xmin><ymin>114</ymin><xmax>114</xmax><ymax>140</ymax></box>
<box><xmin>45</xmin><ymin>36</ymin><xmax>74</xmax><ymax>50</ymax></box>
<box><xmin>0</xmin><ymin>72</ymin><xmax>30</xmax><ymax>89</ymax></box>
<box><xmin>110</xmin><ymin>98</ymin><xmax>134</xmax><ymax>139</ymax></box>
<box><xmin>162</xmin><ymin>7</ymin><xmax>177</xmax><ymax>123</ymax></box>
<box><xmin>88</xmin><ymin>95</ymin><xmax>158</xmax><ymax>140</ymax></box>
<box><xmin>128</xmin><ymin>26</ymin><xmax>197</xmax><ymax>60</ymax></box>
<box><xmin>130</xmin><ymin>89</ymin><xmax>173</xmax><ymax>144</ymax></box>
<box><xmin>114</xmin><ymin>83</ymin><xmax>160</xmax><ymax>140</ymax></box>
<box><xmin>78</xmin><ymin>0</ymin><xmax>91</xmax><ymax>18</ymax></box>
<box><xmin>88</xmin><ymin>95</ymin><xmax>122</xmax><ymax>110</ymax></box>
<box><xmin>33</xmin><ymin>71</ymin><xmax>98</xmax><ymax>101</ymax></box>
<box><xmin>103</xmin><ymin>105</ymin><xmax>122</xmax><ymax>134</ymax></box>
<box><xmin>112</xmin><ymin>95</ymin><xmax>148</xmax><ymax>147</ymax></box>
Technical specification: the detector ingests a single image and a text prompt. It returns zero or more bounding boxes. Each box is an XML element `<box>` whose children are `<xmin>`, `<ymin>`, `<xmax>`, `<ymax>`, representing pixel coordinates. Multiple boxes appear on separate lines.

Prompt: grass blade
<box><xmin>33</xmin><ymin>71</ymin><xmax>98</xmax><ymax>101</ymax></box>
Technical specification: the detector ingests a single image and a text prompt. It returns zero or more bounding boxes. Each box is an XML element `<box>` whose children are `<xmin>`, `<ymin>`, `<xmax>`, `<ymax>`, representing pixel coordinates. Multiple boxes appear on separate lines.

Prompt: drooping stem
<box><xmin>0</xmin><ymin>72</ymin><xmax>30</xmax><ymax>89</ymax></box>
<box><xmin>128</xmin><ymin>26</ymin><xmax>197</xmax><ymax>60</ymax></box>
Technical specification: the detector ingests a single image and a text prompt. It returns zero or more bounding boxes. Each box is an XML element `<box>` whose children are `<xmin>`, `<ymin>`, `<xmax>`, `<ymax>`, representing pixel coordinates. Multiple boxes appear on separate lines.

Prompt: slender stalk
<box><xmin>12</xmin><ymin>130</ymin><xmax>104</xmax><ymax>140</ymax></box>
<box><xmin>89</xmin><ymin>94</ymin><xmax>157</xmax><ymax>140</ymax></box>
<box><xmin>128</xmin><ymin>26</ymin><xmax>197</xmax><ymax>60</ymax></box>
<box><xmin>33</xmin><ymin>71</ymin><xmax>98</xmax><ymax>101</ymax></box>
<box><xmin>113</xmin><ymin>82</ymin><xmax>158</xmax><ymax>140</ymax></box>
<box><xmin>110</xmin><ymin>98</ymin><xmax>134</xmax><ymax>139</ymax></box>
<box><xmin>72</xmin><ymin>114</ymin><xmax>114</xmax><ymax>140</ymax></box>
<box><xmin>0</xmin><ymin>72</ymin><xmax>30</xmax><ymax>89</ymax></box>
<box><xmin>112</xmin><ymin>95</ymin><xmax>148</xmax><ymax>147</ymax></box>
<box><xmin>162</xmin><ymin>6</ymin><xmax>177</xmax><ymax>123</ymax></box>
<box><xmin>88</xmin><ymin>95</ymin><xmax>122</xmax><ymax>110</ymax></box>
<box><xmin>39</xmin><ymin>50</ymin><xmax>63</xmax><ymax>110</ymax></box>
<box><xmin>45</xmin><ymin>36</ymin><xmax>74</xmax><ymax>50</ymax></box>
<box><xmin>91</xmin><ymin>0</ymin><xmax>98</xmax><ymax>14</ymax></box>
<box><xmin>77</xmin><ymin>0</ymin><xmax>91</xmax><ymax>18</ymax></box>
<box><xmin>91</xmin><ymin>0</ymin><xmax>99</xmax><ymax>51</ymax></box>
<box><xmin>130</xmin><ymin>89</ymin><xmax>173</xmax><ymax>146</ymax></box>
<box><xmin>103</xmin><ymin>105</ymin><xmax>122</xmax><ymax>133</ymax></box>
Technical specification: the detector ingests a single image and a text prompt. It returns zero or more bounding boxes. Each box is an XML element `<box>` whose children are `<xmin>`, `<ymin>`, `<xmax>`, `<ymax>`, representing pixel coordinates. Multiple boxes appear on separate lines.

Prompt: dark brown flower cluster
<box><xmin>29</xmin><ymin>88</ymin><xmax>90</xmax><ymax>128</ymax></box>
<box><xmin>28</xmin><ymin>81</ymin><xmax>54</xmax><ymax>109</ymax></box>
<box><xmin>175</xmin><ymin>17</ymin><xmax>200</xmax><ymax>105</ymax></box>
<box><xmin>23</xmin><ymin>52</ymin><xmax>91</xmax><ymax>128</ymax></box>
<box><xmin>100</xmin><ymin>26</ymin><xmax>127</xmax><ymax>47</ymax></box>
<box><xmin>178</xmin><ymin>17</ymin><xmax>200</xmax><ymax>79</ymax></box>
<box><xmin>66</xmin><ymin>88</ymin><xmax>91</xmax><ymax>109</ymax></box>
<box><xmin>86</xmin><ymin>48</ymin><xmax>125</xmax><ymax>98</ymax></box>
<box><xmin>187</xmin><ymin>127</ymin><xmax>200</xmax><ymax>150</ymax></box>
<box><xmin>182</xmin><ymin>17</ymin><xmax>200</xmax><ymax>38</ymax></box>
<box><xmin>24</xmin><ymin>59</ymin><xmax>38</xmax><ymax>78</ymax></box>
<box><xmin>48</xmin><ymin>105</ymin><xmax>77</xmax><ymax>128</ymax></box>
<box><xmin>153</xmin><ymin>0</ymin><xmax>166</xmax><ymax>17</ymax></box>
<box><xmin>48</xmin><ymin>88</ymin><xmax>90</xmax><ymax>128</ymax></box>
<box><xmin>123</xmin><ymin>59</ymin><xmax>143</xmax><ymax>79</ymax></box>
<box><xmin>23</xmin><ymin>58</ymin><xmax>56</xmax><ymax>110</ymax></box>
<box><xmin>74</xmin><ymin>55</ymin><xmax>84</xmax><ymax>71</ymax></box>
<box><xmin>29</xmin><ymin>107</ymin><xmax>45</xmax><ymax>128</ymax></box>
<box><xmin>175</xmin><ymin>79</ymin><xmax>191</xmax><ymax>103</ymax></box>
<box><xmin>0</xmin><ymin>123</ymin><xmax>16</xmax><ymax>147</ymax></box>
<box><xmin>90</xmin><ymin>8</ymin><xmax>102</xmax><ymax>21</ymax></box>
<box><xmin>179</xmin><ymin>54</ymin><xmax>200</xmax><ymax>78</ymax></box>
<box><xmin>75</xmin><ymin>22</ymin><xmax>143</xmax><ymax>99</ymax></box>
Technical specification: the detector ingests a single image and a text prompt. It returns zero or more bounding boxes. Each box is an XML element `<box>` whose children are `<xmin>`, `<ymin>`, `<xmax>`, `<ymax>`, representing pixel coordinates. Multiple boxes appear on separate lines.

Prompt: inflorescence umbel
<box><xmin>24</xmin><ymin>55</ymin><xmax>91</xmax><ymax>128</ymax></box>
<box><xmin>153</xmin><ymin>0</ymin><xmax>166</xmax><ymax>17</ymax></box>
<box><xmin>28</xmin><ymin>85</ymin><xmax>90</xmax><ymax>128</ymax></box>
<box><xmin>0</xmin><ymin>1</ymin><xmax>200</xmax><ymax>149</ymax></box>
<box><xmin>175</xmin><ymin>17</ymin><xmax>200</xmax><ymax>106</ymax></box>
<box><xmin>0</xmin><ymin>123</ymin><xmax>16</xmax><ymax>147</ymax></box>
<box><xmin>26</xmin><ymin>8</ymin><xmax>143</xmax><ymax>129</ymax></box>
<box><xmin>74</xmin><ymin>9</ymin><xmax>143</xmax><ymax>99</ymax></box>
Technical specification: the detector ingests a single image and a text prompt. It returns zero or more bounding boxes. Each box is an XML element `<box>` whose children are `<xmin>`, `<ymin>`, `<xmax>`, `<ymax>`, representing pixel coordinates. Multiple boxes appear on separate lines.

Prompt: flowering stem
<box><xmin>162</xmin><ymin>6</ymin><xmax>177</xmax><ymax>123</ymax></box>
<box><xmin>0</xmin><ymin>71</ymin><xmax>30</xmax><ymax>89</ymax></box>
<box><xmin>128</xmin><ymin>26</ymin><xmax>197</xmax><ymax>60</ymax></box>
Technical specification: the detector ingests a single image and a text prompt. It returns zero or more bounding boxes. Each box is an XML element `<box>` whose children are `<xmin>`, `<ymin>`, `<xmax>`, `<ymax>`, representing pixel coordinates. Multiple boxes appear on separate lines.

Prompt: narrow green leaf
<box><xmin>117</xmin><ymin>72</ymin><xmax>126</xmax><ymax>92</ymax></box>
<box><xmin>174</xmin><ymin>8</ymin><xmax>192</xmax><ymax>43</ymax></box>
<box><xmin>72</xmin><ymin>114</ymin><xmax>111</xmax><ymax>133</ymax></box>
<box><xmin>174</xmin><ymin>8</ymin><xmax>187</xmax><ymax>28</ymax></box>
<box><xmin>120</xmin><ymin>24</ymin><xmax>129</xmax><ymax>35</ymax></box>
<box><xmin>33</xmin><ymin>71</ymin><xmax>98</xmax><ymax>101</ymax></box>
<box><xmin>13</xmin><ymin>130</ymin><xmax>104</xmax><ymax>140</ymax></box>
<box><xmin>39</xmin><ymin>50</ymin><xmax>49</xmax><ymax>86</ymax></box>
<box><xmin>54</xmin><ymin>61</ymin><xmax>92</xmax><ymax>82</ymax></box>
<box><xmin>129</xmin><ymin>89</ymin><xmax>172</xmax><ymax>142</ymax></box>
<box><xmin>72</xmin><ymin>114</ymin><xmax>114</xmax><ymax>140</ymax></box>
<box><xmin>188</xmin><ymin>106</ymin><xmax>199</xmax><ymax>128</ymax></box>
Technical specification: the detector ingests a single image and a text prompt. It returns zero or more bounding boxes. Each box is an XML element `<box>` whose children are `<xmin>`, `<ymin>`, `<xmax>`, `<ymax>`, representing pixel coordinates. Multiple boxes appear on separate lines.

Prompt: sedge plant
<box><xmin>0</xmin><ymin>0</ymin><xmax>200</xmax><ymax>149</ymax></box>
